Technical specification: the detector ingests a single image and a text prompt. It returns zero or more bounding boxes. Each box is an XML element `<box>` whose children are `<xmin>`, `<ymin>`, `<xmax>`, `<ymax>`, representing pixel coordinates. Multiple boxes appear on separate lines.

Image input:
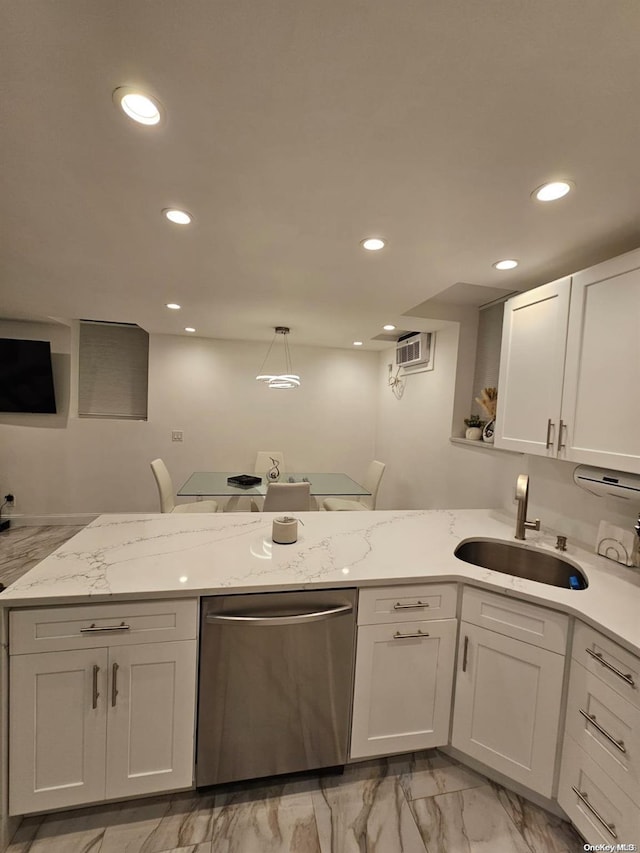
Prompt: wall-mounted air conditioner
<box><xmin>395</xmin><ymin>332</ymin><xmax>433</xmax><ymax>369</ymax></box>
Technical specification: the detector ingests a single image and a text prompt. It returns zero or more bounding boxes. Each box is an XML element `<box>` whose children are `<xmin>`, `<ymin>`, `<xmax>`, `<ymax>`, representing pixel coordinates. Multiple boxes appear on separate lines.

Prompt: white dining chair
<box><xmin>322</xmin><ymin>461</ymin><xmax>386</xmax><ymax>511</ymax></box>
<box><xmin>150</xmin><ymin>459</ymin><xmax>219</xmax><ymax>514</ymax></box>
<box><xmin>263</xmin><ymin>482</ymin><xmax>311</xmax><ymax>513</ymax></box>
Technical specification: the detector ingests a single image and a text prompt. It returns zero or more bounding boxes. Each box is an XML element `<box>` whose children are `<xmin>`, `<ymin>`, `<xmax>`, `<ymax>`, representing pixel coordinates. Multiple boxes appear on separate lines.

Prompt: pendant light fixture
<box><xmin>256</xmin><ymin>326</ymin><xmax>301</xmax><ymax>389</ymax></box>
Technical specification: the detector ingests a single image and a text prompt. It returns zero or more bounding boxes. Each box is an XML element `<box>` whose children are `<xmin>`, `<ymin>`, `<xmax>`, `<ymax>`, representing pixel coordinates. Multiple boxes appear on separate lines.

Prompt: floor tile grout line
<box><xmin>397</xmin><ymin>780</ymin><xmax>431</xmax><ymax>853</ymax></box>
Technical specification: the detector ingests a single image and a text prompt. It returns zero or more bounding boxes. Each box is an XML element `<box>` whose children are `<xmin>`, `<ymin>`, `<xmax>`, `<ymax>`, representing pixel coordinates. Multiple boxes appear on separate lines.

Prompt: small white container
<box><xmin>465</xmin><ymin>427</ymin><xmax>483</xmax><ymax>440</ymax></box>
<box><xmin>272</xmin><ymin>516</ymin><xmax>298</xmax><ymax>545</ymax></box>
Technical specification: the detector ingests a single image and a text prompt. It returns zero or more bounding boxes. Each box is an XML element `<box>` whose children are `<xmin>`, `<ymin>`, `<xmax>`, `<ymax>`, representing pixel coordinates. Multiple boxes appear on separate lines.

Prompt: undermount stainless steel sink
<box><xmin>454</xmin><ymin>538</ymin><xmax>588</xmax><ymax>589</ymax></box>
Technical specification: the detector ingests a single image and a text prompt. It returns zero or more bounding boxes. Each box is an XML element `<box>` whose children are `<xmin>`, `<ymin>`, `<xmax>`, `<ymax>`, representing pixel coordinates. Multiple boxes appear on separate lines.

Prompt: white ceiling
<box><xmin>2</xmin><ymin>1</ymin><xmax>640</xmax><ymax>349</ymax></box>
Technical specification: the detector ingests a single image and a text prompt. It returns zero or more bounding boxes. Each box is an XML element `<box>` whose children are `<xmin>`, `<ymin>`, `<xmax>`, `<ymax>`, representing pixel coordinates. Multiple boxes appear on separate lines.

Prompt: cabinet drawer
<box><xmin>558</xmin><ymin>733</ymin><xmax>640</xmax><ymax>846</ymax></box>
<box><xmin>573</xmin><ymin>622</ymin><xmax>639</xmax><ymax>710</ymax></box>
<box><xmin>461</xmin><ymin>586</ymin><xmax>568</xmax><ymax>653</ymax></box>
<box><xmin>357</xmin><ymin>584</ymin><xmax>457</xmax><ymax>625</ymax></box>
<box><xmin>10</xmin><ymin>599</ymin><xmax>198</xmax><ymax>654</ymax></box>
<box><xmin>565</xmin><ymin>660</ymin><xmax>640</xmax><ymax>806</ymax></box>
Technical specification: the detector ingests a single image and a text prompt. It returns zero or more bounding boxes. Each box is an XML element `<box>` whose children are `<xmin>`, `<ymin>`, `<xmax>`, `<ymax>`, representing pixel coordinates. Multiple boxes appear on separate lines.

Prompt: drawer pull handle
<box><xmin>80</xmin><ymin>622</ymin><xmax>131</xmax><ymax>634</ymax></box>
<box><xmin>111</xmin><ymin>662</ymin><xmax>119</xmax><ymax>707</ymax></box>
<box><xmin>571</xmin><ymin>787</ymin><xmax>617</xmax><ymax>839</ymax></box>
<box><xmin>579</xmin><ymin>709</ymin><xmax>626</xmax><ymax>753</ymax></box>
<box><xmin>393</xmin><ymin>601</ymin><xmax>429</xmax><ymax>610</ymax></box>
<box><xmin>393</xmin><ymin>630</ymin><xmax>429</xmax><ymax>639</ymax></box>
<box><xmin>462</xmin><ymin>635</ymin><xmax>469</xmax><ymax>672</ymax></box>
<box><xmin>586</xmin><ymin>648</ymin><xmax>636</xmax><ymax>688</ymax></box>
<box><xmin>92</xmin><ymin>664</ymin><xmax>100</xmax><ymax>710</ymax></box>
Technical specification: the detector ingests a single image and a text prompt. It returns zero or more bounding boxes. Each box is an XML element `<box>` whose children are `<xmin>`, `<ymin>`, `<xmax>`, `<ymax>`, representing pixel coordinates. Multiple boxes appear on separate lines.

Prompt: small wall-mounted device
<box><xmin>573</xmin><ymin>465</ymin><xmax>640</xmax><ymax>500</ymax></box>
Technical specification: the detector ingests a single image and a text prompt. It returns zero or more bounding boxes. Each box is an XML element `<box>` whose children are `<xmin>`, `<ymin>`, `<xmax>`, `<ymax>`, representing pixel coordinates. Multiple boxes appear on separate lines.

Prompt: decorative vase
<box><xmin>267</xmin><ymin>457</ymin><xmax>281</xmax><ymax>481</ymax></box>
<box><xmin>465</xmin><ymin>427</ymin><xmax>483</xmax><ymax>441</ymax></box>
<box><xmin>482</xmin><ymin>419</ymin><xmax>495</xmax><ymax>444</ymax></box>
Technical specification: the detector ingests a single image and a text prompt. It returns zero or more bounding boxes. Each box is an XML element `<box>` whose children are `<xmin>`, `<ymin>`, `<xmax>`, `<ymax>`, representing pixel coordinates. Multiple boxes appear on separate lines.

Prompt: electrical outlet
<box><xmin>171</xmin><ymin>430</ymin><xmax>184</xmax><ymax>442</ymax></box>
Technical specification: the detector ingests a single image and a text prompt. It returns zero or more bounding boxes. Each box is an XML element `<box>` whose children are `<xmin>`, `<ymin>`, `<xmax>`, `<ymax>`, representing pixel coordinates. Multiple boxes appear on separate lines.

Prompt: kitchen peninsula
<box><xmin>1</xmin><ymin>509</ymin><xmax>639</xmax><ymax>849</ymax></box>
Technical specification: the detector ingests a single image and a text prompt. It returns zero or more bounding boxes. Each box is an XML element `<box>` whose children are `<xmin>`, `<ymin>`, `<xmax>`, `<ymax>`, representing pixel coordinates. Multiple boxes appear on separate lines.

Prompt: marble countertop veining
<box><xmin>1</xmin><ymin>509</ymin><xmax>639</xmax><ymax>655</ymax></box>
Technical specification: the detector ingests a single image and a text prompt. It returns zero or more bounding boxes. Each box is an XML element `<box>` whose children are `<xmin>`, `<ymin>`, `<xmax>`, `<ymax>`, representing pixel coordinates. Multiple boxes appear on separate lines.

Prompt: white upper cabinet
<box><xmin>561</xmin><ymin>251</ymin><xmax>640</xmax><ymax>473</ymax></box>
<box><xmin>494</xmin><ymin>277</ymin><xmax>571</xmax><ymax>455</ymax></box>
<box><xmin>495</xmin><ymin>247</ymin><xmax>640</xmax><ymax>473</ymax></box>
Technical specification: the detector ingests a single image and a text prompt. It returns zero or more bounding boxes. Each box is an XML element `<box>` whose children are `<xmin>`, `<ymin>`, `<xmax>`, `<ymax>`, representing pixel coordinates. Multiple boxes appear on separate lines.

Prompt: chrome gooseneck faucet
<box><xmin>515</xmin><ymin>474</ymin><xmax>541</xmax><ymax>540</ymax></box>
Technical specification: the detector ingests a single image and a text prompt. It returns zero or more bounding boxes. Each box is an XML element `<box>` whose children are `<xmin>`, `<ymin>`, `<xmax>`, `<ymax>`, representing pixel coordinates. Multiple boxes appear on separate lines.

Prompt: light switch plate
<box><xmin>171</xmin><ymin>430</ymin><xmax>183</xmax><ymax>442</ymax></box>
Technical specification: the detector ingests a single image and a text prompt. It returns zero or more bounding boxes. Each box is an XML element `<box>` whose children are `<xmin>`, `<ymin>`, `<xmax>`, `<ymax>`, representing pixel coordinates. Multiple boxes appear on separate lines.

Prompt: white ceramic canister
<box><xmin>272</xmin><ymin>516</ymin><xmax>298</xmax><ymax>544</ymax></box>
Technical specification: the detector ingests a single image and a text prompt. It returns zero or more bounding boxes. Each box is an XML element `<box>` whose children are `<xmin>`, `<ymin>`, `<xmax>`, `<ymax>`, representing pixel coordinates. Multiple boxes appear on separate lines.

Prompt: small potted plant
<box><xmin>464</xmin><ymin>414</ymin><xmax>485</xmax><ymax>440</ymax></box>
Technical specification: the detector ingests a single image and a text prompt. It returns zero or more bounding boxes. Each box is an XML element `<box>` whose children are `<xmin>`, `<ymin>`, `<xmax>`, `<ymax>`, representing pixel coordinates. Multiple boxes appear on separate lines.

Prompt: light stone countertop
<box><xmin>1</xmin><ymin>509</ymin><xmax>639</xmax><ymax>655</ymax></box>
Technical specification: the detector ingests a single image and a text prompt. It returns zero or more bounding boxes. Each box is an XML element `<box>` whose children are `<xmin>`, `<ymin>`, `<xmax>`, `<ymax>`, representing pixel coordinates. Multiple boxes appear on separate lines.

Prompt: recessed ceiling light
<box><xmin>113</xmin><ymin>87</ymin><xmax>162</xmax><ymax>126</ymax></box>
<box><xmin>532</xmin><ymin>181</ymin><xmax>573</xmax><ymax>202</ymax></box>
<box><xmin>184</xmin><ymin>327</ymin><xmax>196</xmax><ymax>333</ymax></box>
<box><xmin>353</xmin><ymin>341</ymin><xmax>363</xmax><ymax>346</ymax></box>
<box><xmin>361</xmin><ymin>238</ymin><xmax>386</xmax><ymax>251</ymax></box>
<box><xmin>493</xmin><ymin>259</ymin><xmax>519</xmax><ymax>271</ymax></box>
<box><xmin>163</xmin><ymin>208</ymin><xmax>192</xmax><ymax>225</ymax></box>
<box><xmin>383</xmin><ymin>324</ymin><xmax>396</xmax><ymax>331</ymax></box>
<box><xmin>166</xmin><ymin>303</ymin><xmax>181</xmax><ymax>310</ymax></box>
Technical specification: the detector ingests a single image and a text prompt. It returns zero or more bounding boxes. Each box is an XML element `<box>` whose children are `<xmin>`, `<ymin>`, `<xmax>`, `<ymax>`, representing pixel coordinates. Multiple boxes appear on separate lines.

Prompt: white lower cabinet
<box><xmin>9</xmin><ymin>600</ymin><xmax>197</xmax><ymax>815</ymax></box>
<box><xmin>350</xmin><ymin>584</ymin><xmax>457</xmax><ymax>759</ymax></box>
<box><xmin>557</xmin><ymin>622</ymin><xmax>640</xmax><ymax>844</ymax></box>
<box><xmin>451</xmin><ymin>588</ymin><xmax>567</xmax><ymax>798</ymax></box>
<box><xmin>10</xmin><ymin>648</ymin><xmax>108</xmax><ymax>813</ymax></box>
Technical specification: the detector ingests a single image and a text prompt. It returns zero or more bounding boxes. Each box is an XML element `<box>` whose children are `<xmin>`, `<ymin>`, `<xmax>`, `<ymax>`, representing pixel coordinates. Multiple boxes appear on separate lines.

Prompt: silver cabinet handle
<box><xmin>462</xmin><ymin>635</ymin><xmax>469</xmax><ymax>672</ymax></box>
<box><xmin>111</xmin><ymin>662</ymin><xmax>119</xmax><ymax>707</ymax></box>
<box><xmin>393</xmin><ymin>630</ymin><xmax>429</xmax><ymax>639</ymax></box>
<box><xmin>545</xmin><ymin>418</ymin><xmax>554</xmax><ymax>449</ymax></box>
<box><xmin>579</xmin><ymin>709</ymin><xmax>626</xmax><ymax>753</ymax></box>
<box><xmin>393</xmin><ymin>601</ymin><xmax>429</xmax><ymax>610</ymax></box>
<box><xmin>80</xmin><ymin>622</ymin><xmax>131</xmax><ymax>633</ymax></box>
<box><xmin>571</xmin><ymin>787</ymin><xmax>617</xmax><ymax>839</ymax></box>
<box><xmin>586</xmin><ymin>648</ymin><xmax>636</xmax><ymax>687</ymax></box>
<box><xmin>557</xmin><ymin>419</ymin><xmax>567</xmax><ymax>452</ymax></box>
<box><xmin>206</xmin><ymin>603</ymin><xmax>352</xmax><ymax>626</ymax></box>
<box><xmin>92</xmin><ymin>664</ymin><xmax>100</xmax><ymax>710</ymax></box>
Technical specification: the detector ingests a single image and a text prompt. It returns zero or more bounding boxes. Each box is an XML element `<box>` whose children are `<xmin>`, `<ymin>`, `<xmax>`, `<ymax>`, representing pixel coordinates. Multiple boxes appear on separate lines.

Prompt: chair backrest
<box><xmin>150</xmin><ymin>458</ymin><xmax>175</xmax><ymax>513</ymax></box>
<box><xmin>255</xmin><ymin>451</ymin><xmax>286</xmax><ymax>476</ymax></box>
<box><xmin>263</xmin><ymin>482</ymin><xmax>310</xmax><ymax>513</ymax></box>
<box><xmin>360</xmin><ymin>460</ymin><xmax>386</xmax><ymax>510</ymax></box>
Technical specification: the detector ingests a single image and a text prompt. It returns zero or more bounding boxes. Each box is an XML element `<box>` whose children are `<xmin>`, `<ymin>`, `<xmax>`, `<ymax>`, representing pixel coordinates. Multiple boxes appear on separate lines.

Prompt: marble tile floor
<box><xmin>7</xmin><ymin>751</ymin><xmax>584</xmax><ymax>853</ymax></box>
<box><xmin>0</xmin><ymin>524</ymin><xmax>85</xmax><ymax>589</ymax></box>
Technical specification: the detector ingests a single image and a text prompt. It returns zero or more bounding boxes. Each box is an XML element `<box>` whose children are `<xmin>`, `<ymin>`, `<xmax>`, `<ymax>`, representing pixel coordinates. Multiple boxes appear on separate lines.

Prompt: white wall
<box><xmin>373</xmin><ymin>322</ymin><xmax>638</xmax><ymax>548</ymax></box>
<box><xmin>0</xmin><ymin>324</ymin><xmax>378</xmax><ymax>519</ymax></box>
<box><xmin>374</xmin><ymin>325</ymin><xmax>521</xmax><ymax>510</ymax></box>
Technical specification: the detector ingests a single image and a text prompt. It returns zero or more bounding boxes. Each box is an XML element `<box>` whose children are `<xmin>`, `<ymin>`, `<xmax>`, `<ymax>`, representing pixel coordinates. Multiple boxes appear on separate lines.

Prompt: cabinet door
<box><xmin>494</xmin><ymin>277</ymin><xmax>571</xmax><ymax>455</ymax></box>
<box><xmin>350</xmin><ymin>619</ymin><xmax>456</xmax><ymax>759</ymax></box>
<box><xmin>451</xmin><ymin>622</ymin><xmax>564</xmax><ymax>797</ymax></box>
<box><xmin>561</xmin><ymin>251</ymin><xmax>640</xmax><ymax>472</ymax></box>
<box><xmin>105</xmin><ymin>641</ymin><xmax>196</xmax><ymax>799</ymax></box>
<box><xmin>9</xmin><ymin>649</ymin><xmax>108</xmax><ymax>815</ymax></box>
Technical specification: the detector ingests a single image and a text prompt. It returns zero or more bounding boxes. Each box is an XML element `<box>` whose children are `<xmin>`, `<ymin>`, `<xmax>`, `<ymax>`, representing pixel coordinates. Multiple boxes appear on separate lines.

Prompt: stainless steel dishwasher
<box><xmin>196</xmin><ymin>588</ymin><xmax>357</xmax><ymax>787</ymax></box>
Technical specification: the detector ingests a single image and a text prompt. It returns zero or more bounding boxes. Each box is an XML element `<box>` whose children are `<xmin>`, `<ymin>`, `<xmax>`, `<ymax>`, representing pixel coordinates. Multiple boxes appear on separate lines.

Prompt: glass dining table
<box><xmin>177</xmin><ymin>471</ymin><xmax>370</xmax><ymax>498</ymax></box>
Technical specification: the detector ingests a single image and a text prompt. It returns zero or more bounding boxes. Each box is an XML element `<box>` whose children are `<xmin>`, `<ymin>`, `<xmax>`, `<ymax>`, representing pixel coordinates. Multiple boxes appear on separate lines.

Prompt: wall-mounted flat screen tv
<box><xmin>0</xmin><ymin>338</ymin><xmax>57</xmax><ymax>413</ymax></box>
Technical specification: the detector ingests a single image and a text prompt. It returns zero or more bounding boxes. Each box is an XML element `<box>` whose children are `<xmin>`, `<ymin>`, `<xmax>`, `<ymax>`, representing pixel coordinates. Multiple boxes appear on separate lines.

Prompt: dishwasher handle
<box><xmin>205</xmin><ymin>602</ymin><xmax>353</xmax><ymax>627</ymax></box>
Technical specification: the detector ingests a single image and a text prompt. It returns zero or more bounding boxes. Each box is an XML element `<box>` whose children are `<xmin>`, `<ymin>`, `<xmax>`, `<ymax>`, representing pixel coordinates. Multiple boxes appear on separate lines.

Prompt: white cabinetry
<box><xmin>451</xmin><ymin>587</ymin><xmax>568</xmax><ymax>797</ymax></box>
<box><xmin>350</xmin><ymin>584</ymin><xmax>457</xmax><ymax>759</ymax></box>
<box><xmin>558</xmin><ymin>623</ymin><xmax>640</xmax><ymax>844</ymax></box>
<box><xmin>494</xmin><ymin>277</ymin><xmax>570</xmax><ymax>456</ymax></box>
<box><xmin>495</xmin><ymin>247</ymin><xmax>640</xmax><ymax>473</ymax></box>
<box><xmin>9</xmin><ymin>600</ymin><xmax>197</xmax><ymax>815</ymax></box>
